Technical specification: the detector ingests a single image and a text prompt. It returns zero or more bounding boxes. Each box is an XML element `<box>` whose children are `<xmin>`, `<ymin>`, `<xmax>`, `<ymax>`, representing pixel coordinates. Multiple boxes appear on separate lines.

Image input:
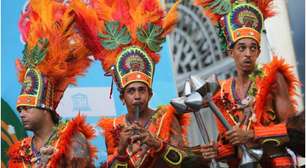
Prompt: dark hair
<box><xmin>38</xmin><ymin>107</ymin><xmax>60</xmax><ymax>124</ymax></box>
<box><xmin>49</xmin><ymin>110</ymin><xmax>60</xmax><ymax>125</ymax></box>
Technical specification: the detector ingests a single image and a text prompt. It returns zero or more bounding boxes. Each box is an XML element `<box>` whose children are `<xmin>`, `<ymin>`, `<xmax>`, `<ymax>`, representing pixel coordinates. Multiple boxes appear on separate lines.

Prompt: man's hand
<box><xmin>191</xmin><ymin>142</ymin><xmax>218</xmax><ymax>161</ymax></box>
<box><xmin>118</xmin><ymin>125</ymin><xmax>134</xmax><ymax>155</ymax></box>
<box><xmin>129</xmin><ymin>124</ymin><xmax>160</xmax><ymax>150</ymax></box>
<box><xmin>225</xmin><ymin>125</ymin><xmax>254</xmax><ymax>145</ymax></box>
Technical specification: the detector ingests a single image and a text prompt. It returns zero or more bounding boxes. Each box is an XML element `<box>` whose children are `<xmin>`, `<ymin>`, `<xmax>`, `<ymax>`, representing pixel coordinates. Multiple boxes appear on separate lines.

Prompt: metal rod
<box><xmin>193</xmin><ymin>111</ymin><xmax>220</xmax><ymax>168</ymax></box>
<box><xmin>207</xmin><ymin>100</ymin><xmax>232</xmax><ymax>130</ymax></box>
<box><xmin>193</xmin><ymin>112</ymin><xmax>210</xmax><ymax>143</ymax></box>
<box><xmin>207</xmin><ymin>99</ymin><xmax>259</xmax><ymax>168</ymax></box>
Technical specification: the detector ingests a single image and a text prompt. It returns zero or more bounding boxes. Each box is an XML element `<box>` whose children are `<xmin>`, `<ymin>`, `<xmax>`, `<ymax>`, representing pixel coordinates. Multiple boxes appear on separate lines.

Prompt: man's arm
<box><xmin>272</xmin><ymin>72</ymin><xmax>296</xmax><ymax>121</ymax></box>
<box><xmin>170</xmin><ymin>116</ymin><xmax>218</xmax><ymax>167</ymax></box>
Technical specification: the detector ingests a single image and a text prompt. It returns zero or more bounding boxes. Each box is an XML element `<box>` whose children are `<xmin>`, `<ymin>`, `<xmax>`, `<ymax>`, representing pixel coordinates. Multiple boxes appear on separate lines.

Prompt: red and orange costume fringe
<box><xmin>213</xmin><ymin>57</ymin><xmax>299</xmax><ymax>167</ymax></box>
<box><xmin>98</xmin><ymin>105</ymin><xmax>190</xmax><ymax>167</ymax></box>
<box><xmin>8</xmin><ymin>115</ymin><xmax>97</xmax><ymax>168</ymax></box>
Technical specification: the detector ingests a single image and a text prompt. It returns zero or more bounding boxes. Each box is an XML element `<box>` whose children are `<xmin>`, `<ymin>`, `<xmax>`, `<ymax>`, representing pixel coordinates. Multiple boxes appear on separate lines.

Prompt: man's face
<box><xmin>228</xmin><ymin>38</ymin><xmax>260</xmax><ymax>73</ymax></box>
<box><xmin>121</xmin><ymin>82</ymin><xmax>152</xmax><ymax>114</ymax></box>
<box><xmin>18</xmin><ymin>106</ymin><xmax>46</xmax><ymax>131</ymax></box>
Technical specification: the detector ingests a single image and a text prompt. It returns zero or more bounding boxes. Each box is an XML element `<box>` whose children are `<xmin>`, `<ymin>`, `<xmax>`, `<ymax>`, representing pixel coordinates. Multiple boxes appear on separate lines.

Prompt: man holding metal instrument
<box><xmin>193</xmin><ymin>0</ymin><xmax>300</xmax><ymax>167</ymax></box>
<box><xmin>72</xmin><ymin>0</ymin><xmax>218</xmax><ymax>167</ymax></box>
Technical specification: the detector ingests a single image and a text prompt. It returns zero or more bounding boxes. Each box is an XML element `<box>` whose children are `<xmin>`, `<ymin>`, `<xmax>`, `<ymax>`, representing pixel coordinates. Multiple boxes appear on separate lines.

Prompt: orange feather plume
<box><xmin>70</xmin><ymin>0</ymin><xmax>105</xmax><ymax>59</ymax></box>
<box><xmin>17</xmin><ymin>0</ymin><xmax>91</xmax><ymax>107</ymax></box>
<box><xmin>254</xmin><ymin>56</ymin><xmax>300</xmax><ymax>121</ymax></box>
<box><xmin>72</xmin><ymin>0</ymin><xmax>180</xmax><ymax>72</ymax></box>
<box><xmin>253</xmin><ymin>0</ymin><xmax>276</xmax><ymax>19</ymax></box>
<box><xmin>162</xmin><ymin>0</ymin><xmax>181</xmax><ymax>36</ymax></box>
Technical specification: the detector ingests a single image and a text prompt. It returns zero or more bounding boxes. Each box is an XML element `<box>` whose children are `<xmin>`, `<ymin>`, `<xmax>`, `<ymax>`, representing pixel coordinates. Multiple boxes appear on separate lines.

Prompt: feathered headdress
<box><xmin>16</xmin><ymin>0</ymin><xmax>91</xmax><ymax>113</ymax></box>
<box><xmin>194</xmin><ymin>0</ymin><xmax>275</xmax><ymax>51</ymax></box>
<box><xmin>71</xmin><ymin>0</ymin><xmax>180</xmax><ymax>91</ymax></box>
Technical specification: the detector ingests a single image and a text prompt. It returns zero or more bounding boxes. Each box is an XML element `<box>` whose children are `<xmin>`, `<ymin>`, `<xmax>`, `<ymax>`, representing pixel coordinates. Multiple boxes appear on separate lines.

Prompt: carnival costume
<box><xmin>71</xmin><ymin>0</ymin><xmax>191</xmax><ymax>167</ymax></box>
<box><xmin>8</xmin><ymin>0</ymin><xmax>97</xmax><ymax>167</ymax></box>
<box><xmin>195</xmin><ymin>0</ymin><xmax>300</xmax><ymax>167</ymax></box>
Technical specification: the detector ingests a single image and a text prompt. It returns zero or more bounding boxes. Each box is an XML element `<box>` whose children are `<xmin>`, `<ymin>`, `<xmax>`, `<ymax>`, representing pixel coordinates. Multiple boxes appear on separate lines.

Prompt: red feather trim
<box><xmin>157</xmin><ymin>105</ymin><xmax>176</xmax><ymax>142</ymax></box>
<box><xmin>71</xmin><ymin>0</ymin><xmax>105</xmax><ymax>60</ymax></box>
<box><xmin>178</xmin><ymin>112</ymin><xmax>191</xmax><ymax>145</ymax></box>
<box><xmin>254</xmin><ymin>56</ymin><xmax>300</xmax><ymax>123</ymax></box>
<box><xmin>19</xmin><ymin>11</ymin><xmax>31</xmax><ymax>42</ymax></box>
<box><xmin>111</xmin><ymin>0</ymin><xmax>132</xmax><ymax>26</ymax></box>
<box><xmin>7</xmin><ymin>139</ymin><xmax>28</xmax><ymax>167</ymax></box>
<box><xmin>253</xmin><ymin>0</ymin><xmax>276</xmax><ymax>19</ymax></box>
<box><xmin>97</xmin><ymin>115</ymin><xmax>125</xmax><ymax>155</ymax></box>
<box><xmin>97</xmin><ymin>117</ymin><xmax>116</xmax><ymax>153</ymax></box>
<box><xmin>152</xmin><ymin>105</ymin><xmax>191</xmax><ymax>144</ymax></box>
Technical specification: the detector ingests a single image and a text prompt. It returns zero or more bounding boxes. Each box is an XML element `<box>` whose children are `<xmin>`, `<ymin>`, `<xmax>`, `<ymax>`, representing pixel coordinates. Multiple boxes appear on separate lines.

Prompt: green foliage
<box><xmin>204</xmin><ymin>0</ymin><xmax>231</xmax><ymax>15</ymax></box>
<box><xmin>248</xmin><ymin>65</ymin><xmax>264</xmax><ymax>97</ymax></box>
<box><xmin>215</xmin><ymin>23</ymin><xmax>228</xmax><ymax>53</ymax></box>
<box><xmin>22</xmin><ymin>38</ymin><xmax>49</xmax><ymax>68</ymax></box>
<box><xmin>137</xmin><ymin>23</ymin><xmax>165</xmax><ymax>52</ymax></box>
<box><xmin>1</xmin><ymin>98</ymin><xmax>27</xmax><ymax>166</ymax></box>
<box><xmin>99</xmin><ymin>21</ymin><xmax>131</xmax><ymax>50</ymax></box>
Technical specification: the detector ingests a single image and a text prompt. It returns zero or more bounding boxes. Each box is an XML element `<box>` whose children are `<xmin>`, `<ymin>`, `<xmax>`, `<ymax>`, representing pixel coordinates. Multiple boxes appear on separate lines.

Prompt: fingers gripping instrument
<box><xmin>171</xmin><ymin>75</ymin><xmax>220</xmax><ymax>168</ymax></box>
<box><xmin>171</xmin><ymin>75</ymin><xmax>262</xmax><ymax>168</ymax></box>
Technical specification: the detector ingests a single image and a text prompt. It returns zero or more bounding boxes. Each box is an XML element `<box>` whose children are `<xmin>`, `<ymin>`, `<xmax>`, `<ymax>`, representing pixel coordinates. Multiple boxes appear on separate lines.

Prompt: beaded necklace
<box><xmin>31</xmin><ymin>128</ymin><xmax>57</xmax><ymax>165</ymax></box>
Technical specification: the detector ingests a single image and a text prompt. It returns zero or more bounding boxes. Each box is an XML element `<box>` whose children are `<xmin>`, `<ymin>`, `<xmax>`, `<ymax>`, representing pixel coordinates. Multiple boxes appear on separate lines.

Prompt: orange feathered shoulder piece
<box><xmin>254</xmin><ymin>56</ymin><xmax>300</xmax><ymax>122</ymax></box>
<box><xmin>7</xmin><ymin>137</ymin><xmax>32</xmax><ymax>167</ymax></box>
<box><xmin>8</xmin><ymin>115</ymin><xmax>97</xmax><ymax>168</ymax></box>
<box><xmin>97</xmin><ymin>115</ymin><xmax>125</xmax><ymax>155</ymax></box>
<box><xmin>49</xmin><ymin>114</ymin><xmax>97</xmax><ymax>168</ymax></box>
<box><xmin>150</xmin><ymin>105</ymin><xmax>190</xmax><ymax>145</ymax></box>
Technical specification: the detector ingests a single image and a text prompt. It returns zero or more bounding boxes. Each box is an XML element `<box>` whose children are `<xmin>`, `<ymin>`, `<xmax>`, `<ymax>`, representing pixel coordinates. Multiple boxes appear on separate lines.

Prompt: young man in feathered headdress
<box><xmin>71</xmin><ymin>0</ymin><xmax>219</xmax><ymax>167</ymax></box>
<box><xmin>7</xmin><ymin>0</ymin><xmax>97</xmax><ymax>167</ymax></box>
<box><xmin>195</xmin><ymin>0</ymin><xmax>300</xmax><ymax>167</ymax></box>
